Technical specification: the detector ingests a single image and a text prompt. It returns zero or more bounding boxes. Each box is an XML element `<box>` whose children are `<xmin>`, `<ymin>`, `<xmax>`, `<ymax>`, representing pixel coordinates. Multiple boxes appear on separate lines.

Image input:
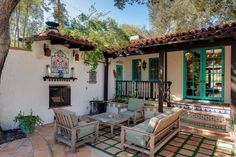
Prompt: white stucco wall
<box><xmin>0</xmin><ymin>41</ymin><xmax>104</xmax><ymax>130</ymax></box>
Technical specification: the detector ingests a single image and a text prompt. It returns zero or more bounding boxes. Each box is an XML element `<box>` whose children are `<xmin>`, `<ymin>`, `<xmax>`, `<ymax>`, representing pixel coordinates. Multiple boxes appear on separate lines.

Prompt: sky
<box><xmin>45</xmin><ymin>0</ymin><xmax>150</xmax><ymax>30</ymax></box>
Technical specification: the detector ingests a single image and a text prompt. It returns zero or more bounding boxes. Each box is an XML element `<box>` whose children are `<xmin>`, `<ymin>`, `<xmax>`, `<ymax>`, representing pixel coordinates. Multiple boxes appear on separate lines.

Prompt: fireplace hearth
<box><xmin>49</xmin><ymin>86</ymin><xmax>71</xmax><ymax>108</ymax></box>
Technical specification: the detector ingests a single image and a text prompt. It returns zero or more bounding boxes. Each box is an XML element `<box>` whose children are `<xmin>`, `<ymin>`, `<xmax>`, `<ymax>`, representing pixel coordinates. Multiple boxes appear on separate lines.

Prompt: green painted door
<box><xmin>184</xmin><ymin>47</ymin><xmax>224</xmax><ymax>101</ymax></box>
<box><xmin>116</xmin><ymin>65</ymin><xmax>123</xmax><ymax>96</ymax></box>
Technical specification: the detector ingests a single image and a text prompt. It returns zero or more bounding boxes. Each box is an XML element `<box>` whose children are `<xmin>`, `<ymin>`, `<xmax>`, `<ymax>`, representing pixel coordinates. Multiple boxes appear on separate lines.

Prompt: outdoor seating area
<box><xmin>0</xmin><ymin>106</ymin><xmax>235</xmax><ymax>157</ymax></box>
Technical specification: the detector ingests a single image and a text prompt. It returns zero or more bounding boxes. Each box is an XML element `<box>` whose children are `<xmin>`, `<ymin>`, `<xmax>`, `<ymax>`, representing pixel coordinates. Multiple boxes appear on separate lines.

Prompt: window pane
<box><xmin>149</xmin><ymin>58</ymin><xmax>159</xmax><ymax>80</ymax></box>
<box><xmin>132</xmin><ymin>59</ymin><xmax>141</xmax><ymax>80</ymax></box>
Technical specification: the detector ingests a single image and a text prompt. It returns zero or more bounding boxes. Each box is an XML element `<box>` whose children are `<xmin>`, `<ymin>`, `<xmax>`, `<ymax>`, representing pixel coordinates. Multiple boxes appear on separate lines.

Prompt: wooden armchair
<box><xmin>53</xmin><ymin>109</ymin><xmax>99</xmax><ymax>152</ymax></box>
<box><xmin>121</xmin><ymin>108</ymin><xmax>183</xmax><ymax>157</ymax></box>
<box><xmin>118</xmin><ymin>98</ymin><xmax>145</xmax><ymax>125</ymax></box>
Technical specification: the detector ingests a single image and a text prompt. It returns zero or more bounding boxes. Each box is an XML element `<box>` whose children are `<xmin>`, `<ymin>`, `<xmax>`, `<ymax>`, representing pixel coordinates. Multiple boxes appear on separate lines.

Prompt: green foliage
<box><xmin>120</xmin><ymin>24</ymin><xmax>150</xmax><ymax>37</ymax></box>
<box><xmin>14</xmin><ymin>110</ymin><xmax>43</xmax><ymax>134</ymax></box>
<box><xmin>114</xmin><ymin>0</ymin><xmax>236</xmax><ymax>34</ymax></box>
<box><xmin>62</xmin><ymin>5</ymin><xmax>130</xmax><ymax>70</ymax></box>
<box><xmin>10</xmin><ymin>0</ymin><xmax>47</xmax><ymax>48</ymax></box>
<box><xmin>150</xmin><ymin>0</ymin><xmax>236</xmax><ymax>34</ymax></box>
<box><xmin>48</xmin><ymin>0</ymin><xmax>69</xmax><ymax>28</ymax></box>
<box><xmin>113</xmin><ymin>95</ymin><xmax>128</xmax><ymax>103</ymax></box>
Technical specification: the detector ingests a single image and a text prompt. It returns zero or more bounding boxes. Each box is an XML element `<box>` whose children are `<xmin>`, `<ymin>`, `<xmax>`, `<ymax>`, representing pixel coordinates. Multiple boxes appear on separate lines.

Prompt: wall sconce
<box><xmin>45</xmin><ymin>64</ymin><xmax>51</xmax><ymax>76</ymax></box>
<box><xmin>44</xmin><ymin>43</ymin><xmax>51</xmax><ymax>57</ymax></box>
<box><xmin>142</xmin><ymin>60</ymin><xmax>147</xmax><ymax>70</ymax></box>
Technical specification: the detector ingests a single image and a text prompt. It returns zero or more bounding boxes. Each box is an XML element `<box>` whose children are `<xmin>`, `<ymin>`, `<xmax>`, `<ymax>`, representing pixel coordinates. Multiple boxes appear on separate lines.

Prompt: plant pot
<box><xmin>18</xmin><ymin>119</ymin><xmax>36</xmax><ymax>134</ymax></box>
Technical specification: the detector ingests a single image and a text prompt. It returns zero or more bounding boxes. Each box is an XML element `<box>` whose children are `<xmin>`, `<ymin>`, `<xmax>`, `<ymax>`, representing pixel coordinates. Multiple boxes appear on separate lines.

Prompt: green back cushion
<box><xmin>56</xmin><ymin>109</ymin><xmax>78</xmax><ymax>127</ymax></box>
<box><xmin>147</xmin><ymin>114</ymin><xmax>167</xmax><ymax>133</ymax></box>
<box><xmin>127</xmin><ymin>98</ymin><xmax>144</xmax><ymax>111</ymax></box>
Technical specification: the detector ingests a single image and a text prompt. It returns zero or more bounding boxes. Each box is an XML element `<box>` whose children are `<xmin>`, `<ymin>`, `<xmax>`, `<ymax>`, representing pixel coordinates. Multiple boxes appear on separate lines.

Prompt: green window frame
<box><xmin>132</xmin><ymin>59</ymin><xmax>142</xmax><ymax>80</ymax></box>
<box><xmin>149</xmin><ymin>58</ymin><xmax>159</xmax><ymax>81</ymax></box>
<box><xmin>183</xmin><ymin>47</ymin><xmax>225</xmax><ymax>102</ymax></box>
<box><xmin>116</xmin><ymin>65</ymin><xmax>123</xmax><ymax>80</ymax></box>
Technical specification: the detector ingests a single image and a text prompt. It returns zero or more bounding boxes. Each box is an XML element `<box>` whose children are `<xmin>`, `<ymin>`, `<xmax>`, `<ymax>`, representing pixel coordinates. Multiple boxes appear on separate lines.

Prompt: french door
<box><xmin>184</xmin><ymin>47</ymin><xmax>224</xmax><ymax>101</ymax></box>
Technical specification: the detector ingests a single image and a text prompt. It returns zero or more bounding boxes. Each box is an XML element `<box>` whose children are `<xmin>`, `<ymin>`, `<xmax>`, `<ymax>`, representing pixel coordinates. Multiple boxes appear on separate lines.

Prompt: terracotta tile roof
<box><xmin>29</xmin><ymin>31</ymin><xmax>96</xmax><ymax>51</ymax></box>
<box><xmin>128</xmin><ymin>22</ymin><xmax>236</xmax><ymax>49</ymax></box>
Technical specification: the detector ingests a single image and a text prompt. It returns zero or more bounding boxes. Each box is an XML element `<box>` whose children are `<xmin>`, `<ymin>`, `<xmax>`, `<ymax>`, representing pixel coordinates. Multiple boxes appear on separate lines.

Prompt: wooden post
<box><xmin>103</xmin><ymin>53</ymin><xmax>109</xmax><ymax>100</ymax></box>
<box><xmin>231</xmin><ymin>41</ymin><xmax>236</xmax><ymax>130</ymax></box>
<box><xmin>159</xmin><ymin>52</ymin><xmax>164</xmax><ymax>113</ymax></box>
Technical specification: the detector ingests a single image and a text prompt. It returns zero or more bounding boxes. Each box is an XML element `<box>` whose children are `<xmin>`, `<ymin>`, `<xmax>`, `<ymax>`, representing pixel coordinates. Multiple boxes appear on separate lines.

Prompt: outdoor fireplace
<box><xmin>49</xmin><ymin>86</ymin><xmax>71</xmax><ymax>108</ymax></box>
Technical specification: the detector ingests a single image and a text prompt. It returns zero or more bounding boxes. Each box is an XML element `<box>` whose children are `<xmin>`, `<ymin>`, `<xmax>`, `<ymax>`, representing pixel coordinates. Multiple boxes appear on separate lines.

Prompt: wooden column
<box><xmin>231</xmin><ymin>41</ymin><xmax>236</xmax><ymax>124</ymax></box>
<box><xmin>158</xmin><ymin>52</ymin><xmax>164</xmax><ymax>113</ymax></box>
<box><xmin>103</xmin><ymin>54</ymin><xmax>109</xmax><ymax>100</ymax></box>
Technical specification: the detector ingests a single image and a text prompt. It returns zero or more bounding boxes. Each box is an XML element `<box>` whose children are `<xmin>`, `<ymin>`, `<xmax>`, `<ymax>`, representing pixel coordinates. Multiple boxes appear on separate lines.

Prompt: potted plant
<box><xmin>14</xmin><ymin>110</ymin><xmax>43</xmax><ymax>134</ymax></box>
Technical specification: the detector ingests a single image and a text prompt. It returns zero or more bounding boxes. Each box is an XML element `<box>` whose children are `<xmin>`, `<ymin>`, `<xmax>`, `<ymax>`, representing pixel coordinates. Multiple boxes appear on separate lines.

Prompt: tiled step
<box><xmin>180</xmin><ymin>117</ymin><xmax>228</xmax><ymax>132</ymax></box>
<box><xmin>172</xmin><ymin>101</ymin><xmax>233</xmax><ymax>133</ymax></box>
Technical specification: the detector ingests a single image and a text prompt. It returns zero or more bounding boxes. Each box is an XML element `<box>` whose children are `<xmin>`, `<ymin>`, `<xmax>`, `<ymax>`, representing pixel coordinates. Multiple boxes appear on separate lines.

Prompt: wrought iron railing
<box><xmin>116</xmin><ymin>80</ymin><xmax>172</xmax><ymax>104</ymax></box>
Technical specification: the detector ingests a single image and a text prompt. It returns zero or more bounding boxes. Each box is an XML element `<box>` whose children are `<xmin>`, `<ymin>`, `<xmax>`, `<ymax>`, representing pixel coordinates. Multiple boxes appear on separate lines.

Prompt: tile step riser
<box><xmin>180</xmin><ymin>119</ymin><xmax>228</xmax><ymax>132</ymax></box>
<box><xmin>174</xmin><ymin>104</ymin><xmax>231</xmax><ymax>115</ymax></box>
<box><xmin>181</xmin><ymin>112</ymin><xmax>231</xmax><ymax>122</ymax></box>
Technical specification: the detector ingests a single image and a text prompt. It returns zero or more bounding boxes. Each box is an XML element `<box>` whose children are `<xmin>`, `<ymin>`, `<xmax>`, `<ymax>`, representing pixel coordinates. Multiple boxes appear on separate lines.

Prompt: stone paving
<box><xmin>0</xmin><ymin>123</ymin><xmax>235</xmax><ymax>157</ymax></box>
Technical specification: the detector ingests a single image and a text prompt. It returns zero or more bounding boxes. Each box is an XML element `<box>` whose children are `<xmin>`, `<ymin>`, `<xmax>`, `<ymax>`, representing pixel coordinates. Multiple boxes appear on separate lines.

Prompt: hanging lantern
<box><xmin>75</xmin><ymin>53</ymin><xmax>79</xmax><ymax>61</ymax></box>
<box><xmin>142</xmin><ymin>60</ymin><xmax>147</xmax><ymax>70</ymax></box>
<box><xmin>185</xmin><ymin>52</ymin><xmax>193</xmax><ymax>60</ymax></box>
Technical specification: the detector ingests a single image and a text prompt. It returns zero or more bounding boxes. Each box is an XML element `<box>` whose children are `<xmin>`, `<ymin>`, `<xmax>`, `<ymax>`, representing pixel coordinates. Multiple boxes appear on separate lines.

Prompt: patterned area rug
<box><xmin>88</xmin><ymin>125</ymin><xmax>235</xmax><ymax>157</ymax></box>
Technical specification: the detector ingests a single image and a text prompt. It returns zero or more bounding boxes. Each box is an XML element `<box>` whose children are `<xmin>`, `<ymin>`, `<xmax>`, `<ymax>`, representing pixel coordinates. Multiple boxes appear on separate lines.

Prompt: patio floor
<box><xmin>0</xmin><ymin>123</ymin><xmax>235</xmax><ymax>157</ymax></box>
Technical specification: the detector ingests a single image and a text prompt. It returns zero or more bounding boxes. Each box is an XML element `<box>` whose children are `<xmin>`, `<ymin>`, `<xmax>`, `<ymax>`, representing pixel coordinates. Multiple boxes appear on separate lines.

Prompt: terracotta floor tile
<box><xmin>179</xmin><ymin>148</ymin><xmax>194</xmax><ymax>156</ymax></box>
<box><xmin>203</xmin><ymin>139</ymin><xmax>216</xmax><ymax>145</ymax></box>
<box><xmin>106</xmin><ymin>147</ymin><xmax>121</xmax><ymax>155</ymax></box>
<box><xmin>95</xmin><ymin>143</ymin><xmax>110</xmax><ymax>150</ymax></box>
<box><xmin>183</xmin><ymin>144</ymin><xmax>197</xmax><ymax>151</ymax></box>
<box><xmin>198</xmin><ymin>148</ymin><xmax>213</xmax><ymax>155</ymax></box>
<box><xmin>174</xmin><ymin>137</ymin><xmax>185</xmax><ymax>143</ymax></box>
<box><xmin>169</xmin><ymin>141</ymin><xmax>182</xmax><ymax>147</ymax></box>
<box><xmin>164</xmin><ymin>145</ymin><xmax>178</xmax><ymax>152</ymax></box>
<box><xmin>213</xmin><ymin>151</ymin><xmax>232</xmax><ymax>157</ymax></box>
<box><xmin>104</xmin><ymin>139</ymin><xmax>118</xmax><ymax>145</ymax></box>
<box><xmin>159</xmin><ymin>150</ymin><xmax>174</xmax><ymax>156</ymax></box>
<box><xmin>195</xmin><ymin>153</ymin><xmax>211</xmax><ymax>157</ymax></box>
<box><xmin>200</xmin><ymin>143</ymin><xmax>215</xmax><ymax>150</ymax></box>
<box><xmin>190</xmin><ymin>136</ymin><xmax>202</xmax><ymax>142</ymax></box>
<box><xmin>187</xmin><ymin>140</ymin><xmax>200</xmax><ymax>146</ymax></box>
<box><xmin>175</xmin><ymin>154</ymin><xmax>186</xmax><ymax>157</ymax></box>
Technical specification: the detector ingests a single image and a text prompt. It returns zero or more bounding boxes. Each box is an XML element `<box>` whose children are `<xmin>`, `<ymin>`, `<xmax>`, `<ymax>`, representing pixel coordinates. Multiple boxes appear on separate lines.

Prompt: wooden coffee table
<box><xmin>88</xmin><ymin>112</ymin><xmax>130</xmax><ymax>136</ymax></box>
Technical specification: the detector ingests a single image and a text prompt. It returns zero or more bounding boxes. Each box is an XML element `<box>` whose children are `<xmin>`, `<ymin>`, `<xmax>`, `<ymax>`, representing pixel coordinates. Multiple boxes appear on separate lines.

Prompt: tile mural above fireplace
<box><xmin>51</xmin><ymin>49</ymin><xmax>70</xmax><ymax>77</ymax></box>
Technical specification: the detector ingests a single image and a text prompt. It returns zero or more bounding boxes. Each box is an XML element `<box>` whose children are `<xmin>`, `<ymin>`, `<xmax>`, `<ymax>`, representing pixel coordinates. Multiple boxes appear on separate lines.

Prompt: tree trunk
<box><xmin>0</xmin><ymin>0</ymin><xmax>20</xmax><ymax>81</ymax></box>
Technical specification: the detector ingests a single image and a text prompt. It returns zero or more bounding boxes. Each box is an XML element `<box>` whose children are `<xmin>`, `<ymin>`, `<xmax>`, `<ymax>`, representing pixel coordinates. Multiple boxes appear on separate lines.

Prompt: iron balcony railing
<box><xmin>116</xmin><ymin>80</ymin><xmax>172</xmax><ymax>104</ymax></box>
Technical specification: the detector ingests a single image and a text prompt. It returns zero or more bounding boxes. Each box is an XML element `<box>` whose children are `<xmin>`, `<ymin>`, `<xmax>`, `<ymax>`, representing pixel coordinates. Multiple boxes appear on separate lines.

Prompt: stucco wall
<box><xmin>0</xmin><ymin>41</ymin><xmax>104</xmax><ymax>130</ymax></box>
<box><xmin>108</xmin><ymin>46</ymin><xmax>231</xmax><ymax>103</ymax></box>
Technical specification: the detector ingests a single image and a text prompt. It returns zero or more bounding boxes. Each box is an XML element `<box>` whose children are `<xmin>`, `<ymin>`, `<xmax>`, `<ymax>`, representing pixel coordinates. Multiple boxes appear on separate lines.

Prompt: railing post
<box><xmin>135</xmin><ymin>81</ymin><xmax>138</xmax><ymax>98</ymax></box>
<box><xmin>125</xmin><ymin>81</ymin><xmax>128</xmax><ymax>97</ymax></box>
<box><xmin>150</xmin><ymin>82</ymin><xmax>153</xmax><ymax>99</ymax></box>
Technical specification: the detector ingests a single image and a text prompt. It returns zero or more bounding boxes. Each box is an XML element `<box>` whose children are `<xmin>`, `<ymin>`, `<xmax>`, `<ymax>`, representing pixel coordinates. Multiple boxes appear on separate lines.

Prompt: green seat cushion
<box><xmin>77</xmin><ymin>122</ymin><xmax>96</xmax><ymax>139</ymax></box>
<box><xmin>147</xmin><ymin>114</ymin><xmax>167</xmax><ymax>133</ymax></box>
<box><xmin>125</xmin><ymin>120</ymin><xmax>150</xmax><ymax>147</ymax></box>
<box><xmin>127</xmin><ymin>98</ymin><xmax>144</xmax><ymax>111</ymax></box>
<box><xmin>119</xmin><ymin>110</ymin><xmax>142</xmax><ymax>119</ymax></box>
<box><xmin>56</xmin><ymin>109</ymin><xmax>78</xmax><ymax>127</ymax></box>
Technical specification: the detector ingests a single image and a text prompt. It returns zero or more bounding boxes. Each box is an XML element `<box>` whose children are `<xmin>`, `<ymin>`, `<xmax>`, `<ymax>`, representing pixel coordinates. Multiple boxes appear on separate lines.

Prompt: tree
<box><xmin>63</xmin><ymin>5</ymin><xmax>129</xmax><ymax>70</ymax></box>
<box><xmin>120</xmin><ymin>24</ymin><xmax>151</xmax><ymax>37</ymax></box>
<box><xmin>0</xmin><ymin>0</ymin><xmax>20</xmax><ymax>80</ymax></box>
<box><xmin>48</xmin><ymin>0</ymin><xmax>69</xmax><ymax>29</ymax></box>
<box><xmin>10</xmin><ymin>0</ymin><xmax>47</xmax><ymax>48</ymax></box>
<box><xmin>114</xmin><ymin>0</ymin><xmax>236</xmax><ymax>34</ymax></box>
